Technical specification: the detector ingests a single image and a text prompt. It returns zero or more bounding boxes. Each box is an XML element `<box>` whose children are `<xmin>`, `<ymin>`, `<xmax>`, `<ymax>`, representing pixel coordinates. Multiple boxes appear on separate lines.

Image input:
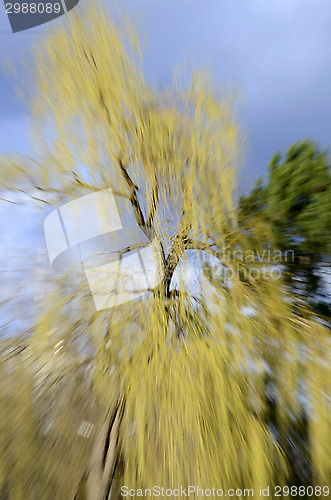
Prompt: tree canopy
<box><xmin>240</xmin><ymin>140</ymin><xmax>331</xmax><ymax>315</ymax></box>
<box><xmin>0</xmin><ymin>6</ymin><xmax>330</xmax><ymax>499</ymax></box>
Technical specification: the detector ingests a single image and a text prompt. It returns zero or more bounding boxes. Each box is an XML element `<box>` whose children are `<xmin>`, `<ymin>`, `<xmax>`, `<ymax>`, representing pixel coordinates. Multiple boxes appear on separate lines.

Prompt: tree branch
<box><xmin>94</xmin><ymin>77</ymin><xmax>148</xmax><ymax>230</ymax></box>
<box><xmin>147</xmin><ymin>175</ymin><xmax>159</xmax><ymax>227</ymax></box>
<box><xmin>160</xmin><ymin>208</ymin><xmax>192</xmax><ymax>297</ymax></box>
<box><xmin>117</xmin><ymin>157</ymin><xmax>146</xmax><ymax>228</ymax></box>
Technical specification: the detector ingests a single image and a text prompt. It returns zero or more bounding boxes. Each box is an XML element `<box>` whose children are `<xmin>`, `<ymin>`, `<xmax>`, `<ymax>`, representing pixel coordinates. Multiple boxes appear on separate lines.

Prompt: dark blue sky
<box><xmin>1</xmin><ymin>0</ymin><xmax>331</xmax><ymax>185</ymax></box>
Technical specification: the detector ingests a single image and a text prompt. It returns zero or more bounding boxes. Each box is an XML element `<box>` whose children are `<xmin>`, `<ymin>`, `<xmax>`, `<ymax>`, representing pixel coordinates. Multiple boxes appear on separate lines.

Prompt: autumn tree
<box><xmin>1</xmin><ymin>6</ymin><xmax>330</xmax><ymax>499</ymax></box>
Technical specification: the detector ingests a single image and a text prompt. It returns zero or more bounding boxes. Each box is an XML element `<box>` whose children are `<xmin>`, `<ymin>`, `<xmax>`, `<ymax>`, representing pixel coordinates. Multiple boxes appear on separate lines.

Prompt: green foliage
<box><xmin>268</xmin><ymin>141</ymin><xmax>331</xmax><ymax>253</ymax></box>
<box><xmin>240</xmin><ymin>140</ymin><xmax>331</xmax><ymax>307</ymax></box>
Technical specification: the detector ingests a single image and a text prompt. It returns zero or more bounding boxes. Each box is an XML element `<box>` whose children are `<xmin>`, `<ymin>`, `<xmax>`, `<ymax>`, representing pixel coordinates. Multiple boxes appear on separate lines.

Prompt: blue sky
<box><xmin>1</xmin><ymin>0</ymin><xmax>331</xmax><ymax>280</ymax></box>
<box><xmin>1</xmin><ymin>0</ymin><xmax>331</xmax><ymax>179</ymax></box>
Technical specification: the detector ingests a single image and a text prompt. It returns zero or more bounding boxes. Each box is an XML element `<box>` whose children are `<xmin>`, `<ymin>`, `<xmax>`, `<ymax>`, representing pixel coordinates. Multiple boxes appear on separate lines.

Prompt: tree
<box><xmin>1</xmin><ymin>5</ymin><xmax>330</xmax><ymax>499</ymax></box>
<box><xmin>240</xmin><ymin>140</ymin><xmax>331</xmax><ymax>317</ymax></box>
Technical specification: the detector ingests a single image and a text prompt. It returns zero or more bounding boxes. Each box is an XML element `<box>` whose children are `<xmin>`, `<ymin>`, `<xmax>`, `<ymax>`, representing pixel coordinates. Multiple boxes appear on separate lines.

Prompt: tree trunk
<box><xmin>86</xmin><ymin>395</ymin><xmax>124</xmax><ymax>500</ymax></box>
